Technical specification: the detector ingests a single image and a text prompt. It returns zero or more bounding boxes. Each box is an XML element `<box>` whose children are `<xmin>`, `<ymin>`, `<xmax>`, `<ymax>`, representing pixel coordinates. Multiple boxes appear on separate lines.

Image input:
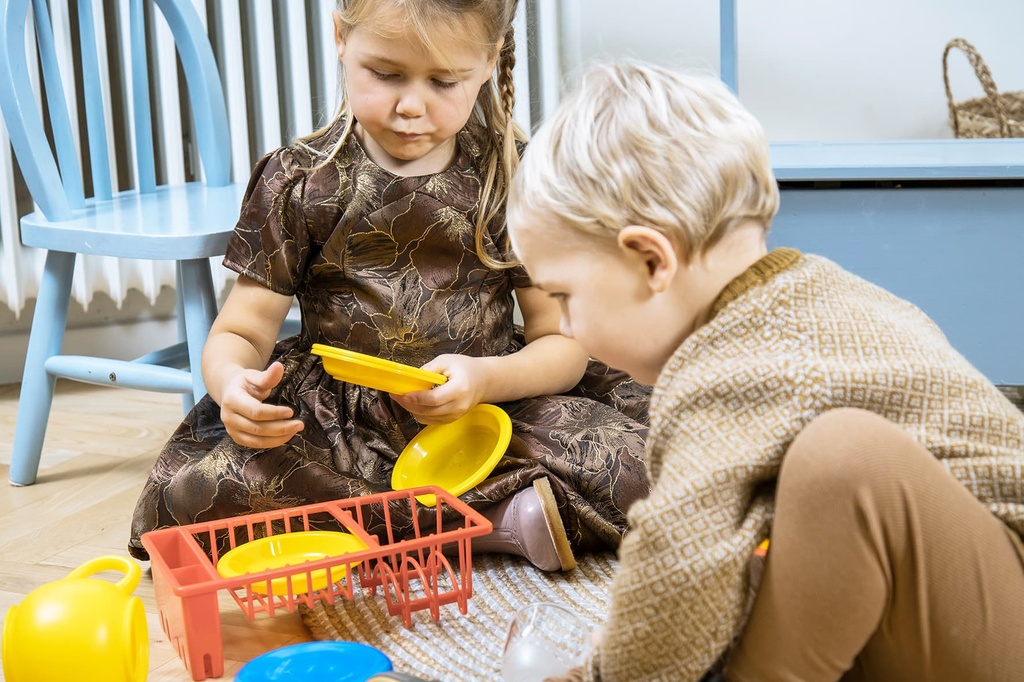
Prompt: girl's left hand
<box><xmin>390</xmin><ymin>354</ymin><xmax>485</xmax><ymax>425</ymax></box>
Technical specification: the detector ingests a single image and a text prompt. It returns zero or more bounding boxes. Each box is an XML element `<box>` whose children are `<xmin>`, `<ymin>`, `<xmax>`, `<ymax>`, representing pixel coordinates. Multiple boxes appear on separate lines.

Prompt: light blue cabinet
<box><xmin>720</xmin><ymin>3</ymin><xmax>1024</xmax><ymax>385</ymax></box>
<box><xmin>768</xmin><ymin>135</ymin><xmax>1024</xmax><ymax>389</ymax></box>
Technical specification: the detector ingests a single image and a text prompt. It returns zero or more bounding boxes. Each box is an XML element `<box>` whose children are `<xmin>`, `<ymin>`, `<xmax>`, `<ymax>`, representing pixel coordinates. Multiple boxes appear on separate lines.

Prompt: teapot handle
<box><xmin>64</xmin><ymin>555</ymin><xmax>142</xmax><ymax>595</ymax></box>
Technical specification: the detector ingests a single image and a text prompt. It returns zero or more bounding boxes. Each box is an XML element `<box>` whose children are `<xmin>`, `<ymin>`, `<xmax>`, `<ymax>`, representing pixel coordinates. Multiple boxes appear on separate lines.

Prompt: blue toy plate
<box><xmin>235</xmin><ymin>641</ymin><xmax>392</xmax><ymax>682</ymax></box>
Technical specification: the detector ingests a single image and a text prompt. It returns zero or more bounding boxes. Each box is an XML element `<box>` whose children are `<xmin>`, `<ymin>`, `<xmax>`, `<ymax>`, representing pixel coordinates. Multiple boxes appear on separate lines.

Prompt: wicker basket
<box><xmin>943</xmin><ymin>38</ymin><xmax>1024</xmax><ymax>138</ymax></box>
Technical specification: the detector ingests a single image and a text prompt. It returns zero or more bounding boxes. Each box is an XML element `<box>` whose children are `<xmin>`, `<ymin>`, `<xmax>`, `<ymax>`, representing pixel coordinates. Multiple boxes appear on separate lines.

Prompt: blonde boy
<box><xmin>507</xmin><ymin>61</ymin><xmax>1024</xmax><ymax>681</ymax></box>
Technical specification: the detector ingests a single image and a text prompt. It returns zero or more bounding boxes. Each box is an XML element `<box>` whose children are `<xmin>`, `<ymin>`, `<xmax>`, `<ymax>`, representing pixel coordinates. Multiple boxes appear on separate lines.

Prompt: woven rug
<box><xmin>299</xmin><ymin>552</ymin><xmax>617</xmax><ymax>681</ymax></box>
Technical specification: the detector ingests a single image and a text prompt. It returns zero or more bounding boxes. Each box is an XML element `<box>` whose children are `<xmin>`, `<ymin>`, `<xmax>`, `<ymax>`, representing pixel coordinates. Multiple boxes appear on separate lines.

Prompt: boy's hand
<box><xmin>218</xmin><ymin>361</ymin><xmax>304</xmax><ymax>447</ymax></box>
<box><xmin>390</xmin><ymin>354</ymin><xmax>485</xmax><ymax>425</ymax></box>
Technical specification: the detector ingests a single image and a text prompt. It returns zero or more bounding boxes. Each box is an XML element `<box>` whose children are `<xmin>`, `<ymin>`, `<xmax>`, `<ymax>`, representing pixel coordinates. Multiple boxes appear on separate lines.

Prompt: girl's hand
<box><xmin>390</xmin><ymin>354</ymin><xmax>485</xmax><ymax>425</ymax></box>
<box><xmin>218</xmin><ymin>361</ymin><xmax>305</xmax><ymax>448</ymax></box>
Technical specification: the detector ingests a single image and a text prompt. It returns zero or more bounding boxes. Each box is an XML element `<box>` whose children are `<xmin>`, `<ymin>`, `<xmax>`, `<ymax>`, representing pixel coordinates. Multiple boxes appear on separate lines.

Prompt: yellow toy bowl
<box><xmin>216</xmin><ymin>531</ymin><xmax>368</xmax><ymax>596</ymax></box>
<box><xmin>391</xmin><ymin>403</ymin><xmax>513</xmax><ymax>506</ymax></box>
<box><xmin>311</xmin><ymin>343</ymin><xmax>447</xmax><ymax>395</ymax></box>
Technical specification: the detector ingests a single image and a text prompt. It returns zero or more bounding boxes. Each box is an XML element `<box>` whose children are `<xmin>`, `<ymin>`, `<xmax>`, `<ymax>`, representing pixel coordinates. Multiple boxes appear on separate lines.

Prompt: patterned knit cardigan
<box><xmin>587</xmin><ymin>250</ymin><xmax>1024</xmax><ymax>681</ymax></box>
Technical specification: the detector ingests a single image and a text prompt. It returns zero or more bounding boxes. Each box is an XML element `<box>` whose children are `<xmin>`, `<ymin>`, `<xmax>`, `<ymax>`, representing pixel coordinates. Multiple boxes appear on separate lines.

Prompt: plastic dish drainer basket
<box><xmin>943</xmin><ymin>38</ymin><xmax>1024</xmax><ymax>138</ymax></box>
<box><xmin>141</xmin><ymin>487</ymin><xmax>492</xmax><ymax>681</ymax></box>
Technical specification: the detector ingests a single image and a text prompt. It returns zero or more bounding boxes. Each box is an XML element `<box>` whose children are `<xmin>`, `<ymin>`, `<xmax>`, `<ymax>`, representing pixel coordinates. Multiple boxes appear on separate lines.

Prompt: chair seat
<box><xmin>20</xmin><ymin>182</ymin><xmax>247</xmax><ymax>259</ymax></box>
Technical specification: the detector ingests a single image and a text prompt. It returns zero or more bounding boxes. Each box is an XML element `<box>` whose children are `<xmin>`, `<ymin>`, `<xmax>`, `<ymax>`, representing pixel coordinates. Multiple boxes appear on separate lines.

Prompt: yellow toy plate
<box><xmin>391</xmin><ymin>403</ymin><xmax>512</xmax><ymax>506</ymax></box>
<box><xmin>311</xmin><ymin>343</ymin><xmax>448</xmax><ymax>395</ymax></box>
<box><xmin>216</xmin><ymin>531</ymin><xmax>368</xmax><ymax>596</ymax></box>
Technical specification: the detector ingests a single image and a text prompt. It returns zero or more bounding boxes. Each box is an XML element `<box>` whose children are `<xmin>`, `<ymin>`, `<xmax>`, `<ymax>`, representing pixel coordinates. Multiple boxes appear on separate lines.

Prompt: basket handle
<box><xmin>942</xmin><ymin>38</ymin><xmax>1009</xmax><ymax>137</ymax></box>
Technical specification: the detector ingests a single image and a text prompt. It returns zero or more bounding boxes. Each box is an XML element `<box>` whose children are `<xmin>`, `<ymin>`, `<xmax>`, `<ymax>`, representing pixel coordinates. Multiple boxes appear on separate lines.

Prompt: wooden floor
<box><xmin>0</xmin><ymin>381</ymin><xmax>311</xmax><ymax>681</ymax></box>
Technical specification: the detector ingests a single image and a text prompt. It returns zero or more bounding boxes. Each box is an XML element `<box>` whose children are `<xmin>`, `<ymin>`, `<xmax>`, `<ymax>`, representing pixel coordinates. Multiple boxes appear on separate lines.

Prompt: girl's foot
<box><xmin>475</xmin><ymin>477</ymin><xmax>577</xmax><ymax>572</ymax></box>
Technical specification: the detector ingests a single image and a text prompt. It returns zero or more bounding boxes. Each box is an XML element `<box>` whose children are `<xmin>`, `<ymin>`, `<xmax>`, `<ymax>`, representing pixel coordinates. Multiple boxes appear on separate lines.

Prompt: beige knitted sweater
<box><xmin>587</xmin><ymin>249</ymin><xmax>1024</xmax><ymax>681</ymax></box>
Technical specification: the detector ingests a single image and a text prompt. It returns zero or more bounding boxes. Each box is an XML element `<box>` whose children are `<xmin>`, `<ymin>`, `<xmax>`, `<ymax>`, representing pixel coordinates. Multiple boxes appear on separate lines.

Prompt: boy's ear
<box><xmin>617</xmin><ymin>226</ymin><xmax>680</xmax><ymax>293</ymax></box>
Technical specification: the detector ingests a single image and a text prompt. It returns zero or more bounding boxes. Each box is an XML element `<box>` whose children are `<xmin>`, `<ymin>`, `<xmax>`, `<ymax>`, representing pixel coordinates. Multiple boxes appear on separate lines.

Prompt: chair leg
<box><xmin>177</xmin><ymin>258</ymin><xmax>218</xmax><ymax>409</ymax></box>
<box><xmin>175</xmin><ymin>268</ymin><xmax>193</xmax><ymax>415</ymax></box>
<box><xmin>10</xmin><ymin>251</ymin><xmax>75</xmax><ymax>486</ymax></box>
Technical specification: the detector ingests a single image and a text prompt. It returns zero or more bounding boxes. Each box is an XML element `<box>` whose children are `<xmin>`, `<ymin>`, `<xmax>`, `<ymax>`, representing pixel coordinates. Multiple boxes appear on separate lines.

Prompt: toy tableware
<box><xmin>311</xmin><ymin>344</ymin><xmax>448</xmax><ymax>394</ymax></box>
<box><xmin>142</xmin><ymin>489</ymin><xmax>492</xmax><ymax>680</ymax></box>
<box><xmin>391</xmin><ymin>403</ymin><xmax>513</xmax><ymax>506</ymax></box>
<box><xmin>235</xmin><ymin>641</ymin><xmax>392</xmax><ymax>681</ymax></box>
<box><xmin>501</xmin><ymin>602</ymin><xmax>590</xmax><ymax>682</ymax></box>
<box><xmin>2</xmin><ymin>555</ymin><xmax>148</xmax><ymax>682</ymax></box>
<box><xmin>216</xmin><ymin>530</ymin><xmax>368</xmax><ymax>596</ymax></box>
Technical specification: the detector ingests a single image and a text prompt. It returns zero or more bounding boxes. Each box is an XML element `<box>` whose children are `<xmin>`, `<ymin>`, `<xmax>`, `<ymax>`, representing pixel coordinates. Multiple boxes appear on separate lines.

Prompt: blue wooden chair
<box><xmin>0</xmin><ymin>0</ymin><xmax>247</xmax><ymax>485</ymax></box>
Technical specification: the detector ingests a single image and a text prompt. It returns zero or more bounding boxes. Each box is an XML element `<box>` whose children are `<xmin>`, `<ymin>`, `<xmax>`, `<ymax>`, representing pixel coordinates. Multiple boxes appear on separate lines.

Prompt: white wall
<box><xmin>559</xmin><ymin>0</ymin><xmax>1024</xmax><ymax>141</ymax></box>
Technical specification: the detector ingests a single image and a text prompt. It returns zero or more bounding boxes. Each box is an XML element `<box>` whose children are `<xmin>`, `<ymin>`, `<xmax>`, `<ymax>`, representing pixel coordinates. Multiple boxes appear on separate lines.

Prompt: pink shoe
<box><xmin>474</xmin><ymin>477</ymin><xmax>576</xmax><ymax>572</ymax></box>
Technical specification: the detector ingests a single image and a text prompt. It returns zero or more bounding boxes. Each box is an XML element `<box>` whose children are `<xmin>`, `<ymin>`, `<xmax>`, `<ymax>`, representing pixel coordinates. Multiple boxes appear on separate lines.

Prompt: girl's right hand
<box><xmin>218</xmin><ymin>361</ymin><xmax>305</xmax><ymax>448</ymax></box>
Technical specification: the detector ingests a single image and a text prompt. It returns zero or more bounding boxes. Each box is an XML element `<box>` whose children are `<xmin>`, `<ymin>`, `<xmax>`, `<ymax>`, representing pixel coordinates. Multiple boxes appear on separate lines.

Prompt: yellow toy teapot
<box><xmin>2</xmin><ymin>555</ymin><xmax>148</xmax><ymax>682</ymax></box>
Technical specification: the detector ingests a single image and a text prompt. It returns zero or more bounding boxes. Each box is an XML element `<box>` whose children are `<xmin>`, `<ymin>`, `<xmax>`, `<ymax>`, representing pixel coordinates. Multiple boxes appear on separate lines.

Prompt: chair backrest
<box><xmin>0</xmin><ymin>0</ymin><xmax>230</xmax><ymax>223</ymax></box>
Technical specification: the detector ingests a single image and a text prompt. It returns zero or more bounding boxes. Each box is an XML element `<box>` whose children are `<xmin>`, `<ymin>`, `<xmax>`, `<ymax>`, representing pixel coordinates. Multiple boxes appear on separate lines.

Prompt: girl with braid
<box><xmin>128</xmin><ymin>0</ymin><xmax>650</xmax><ymax>573</ymax></box>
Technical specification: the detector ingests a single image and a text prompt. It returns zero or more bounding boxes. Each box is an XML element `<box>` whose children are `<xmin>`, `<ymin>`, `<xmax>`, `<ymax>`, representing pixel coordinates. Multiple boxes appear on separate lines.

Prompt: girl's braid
<box><xmin>475</xmin><ymin>6</ymin><xmax>524</xmax><ymax>269</ymax></box>
<box><xmin>497</xmin><ymin>20</ymin><xmax>518</xmax><ymax>140</ymax></box>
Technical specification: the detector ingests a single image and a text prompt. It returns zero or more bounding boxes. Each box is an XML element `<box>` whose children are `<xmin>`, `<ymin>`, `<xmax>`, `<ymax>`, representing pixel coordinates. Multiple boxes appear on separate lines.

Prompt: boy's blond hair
<box><xmin>509</xmin><ymin>61</ymin><xmax>779</xmax><ymax>257</ymax></box>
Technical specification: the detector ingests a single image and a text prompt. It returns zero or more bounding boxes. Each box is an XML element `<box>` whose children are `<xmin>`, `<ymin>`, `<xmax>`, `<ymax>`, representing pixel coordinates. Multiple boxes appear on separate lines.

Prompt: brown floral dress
<box><xmin>128</xmin><ymin>122</ymin><xmax>650</xmax><ymax>561</ymax></box>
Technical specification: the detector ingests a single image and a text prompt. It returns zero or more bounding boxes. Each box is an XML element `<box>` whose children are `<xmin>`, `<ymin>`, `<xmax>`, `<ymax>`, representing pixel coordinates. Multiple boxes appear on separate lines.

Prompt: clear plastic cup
<box><xmin>501</xmin><ymin>602</ymin><xmax>591</xmax><ymax>682</ymax></box>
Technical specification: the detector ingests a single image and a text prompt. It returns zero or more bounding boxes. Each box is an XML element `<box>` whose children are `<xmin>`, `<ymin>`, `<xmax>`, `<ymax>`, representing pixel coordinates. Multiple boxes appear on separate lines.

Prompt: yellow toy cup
<box><xmin>2</xmin><ymin>555</ymin><xmax>148</xmax><ymax>682</ymax></box>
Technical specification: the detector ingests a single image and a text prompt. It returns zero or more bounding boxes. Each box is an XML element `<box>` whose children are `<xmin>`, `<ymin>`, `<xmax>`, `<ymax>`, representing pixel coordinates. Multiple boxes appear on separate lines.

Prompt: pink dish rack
<box><xmin>141</xmin><ymin>486</ymin><xmax>492</xmax><ymax>681</ymax></box>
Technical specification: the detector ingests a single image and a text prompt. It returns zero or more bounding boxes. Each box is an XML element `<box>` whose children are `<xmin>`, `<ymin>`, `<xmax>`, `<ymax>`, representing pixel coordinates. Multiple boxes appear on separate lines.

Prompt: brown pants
<box><xmin>726</xmin><ymin>408</ymin><xmax>1024</xmax><ymax>682</ymax></box>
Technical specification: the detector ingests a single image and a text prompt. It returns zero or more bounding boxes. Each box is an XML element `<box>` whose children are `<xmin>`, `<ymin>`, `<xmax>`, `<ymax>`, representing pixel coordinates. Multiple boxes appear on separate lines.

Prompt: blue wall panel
<box><xmin>770</xmin><ymin>187</ymin><xmax>1024</xmax><ymax>385</ymax></box>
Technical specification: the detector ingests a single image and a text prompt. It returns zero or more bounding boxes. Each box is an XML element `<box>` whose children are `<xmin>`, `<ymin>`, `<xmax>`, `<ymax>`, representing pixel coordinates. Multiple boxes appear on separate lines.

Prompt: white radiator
<box><xmin>0</xmin><ymin>0</ymin><xmax>546</xmax><ymax>319</ymax></box>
